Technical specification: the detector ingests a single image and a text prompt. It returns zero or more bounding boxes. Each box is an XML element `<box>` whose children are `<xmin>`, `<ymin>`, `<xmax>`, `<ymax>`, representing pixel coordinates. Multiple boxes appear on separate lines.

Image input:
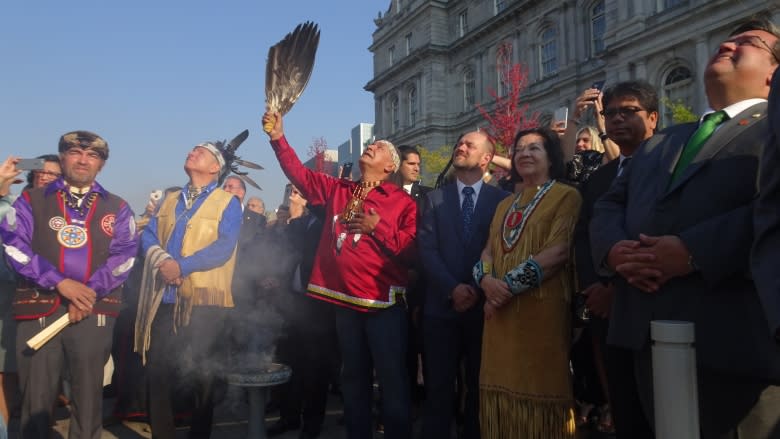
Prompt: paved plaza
<box><xmin>4</xmin><ymin>386</ymin><xmax>609</xmax><ymax>438</ymax></box>
<box><xmin>6</xmin><ymin>385</ymin><xmax>356</xmax><ymax>439</ymax></box>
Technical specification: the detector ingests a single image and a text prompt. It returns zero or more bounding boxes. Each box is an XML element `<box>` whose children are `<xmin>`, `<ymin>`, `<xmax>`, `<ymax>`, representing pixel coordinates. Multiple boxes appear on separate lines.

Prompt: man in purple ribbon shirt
<box><xmin>0</xmin><ymin>130</ymin><xmax>138</xmax><ymax>439</ymax></box>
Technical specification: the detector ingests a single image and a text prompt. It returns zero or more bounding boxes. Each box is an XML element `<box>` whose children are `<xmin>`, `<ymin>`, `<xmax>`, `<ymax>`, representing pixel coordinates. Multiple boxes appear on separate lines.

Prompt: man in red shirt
<box><xmin>263</xmin><ymin>112</ymin><xmax>416</xmax><ymax>439</ymax></box>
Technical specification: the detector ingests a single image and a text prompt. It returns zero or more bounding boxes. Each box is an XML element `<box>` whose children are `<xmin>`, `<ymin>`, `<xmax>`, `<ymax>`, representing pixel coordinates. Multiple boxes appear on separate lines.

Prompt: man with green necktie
<box><xmin>590</xmin><ymin>17</ymin><xmax>780</xmax><ymax>438</ymax></box>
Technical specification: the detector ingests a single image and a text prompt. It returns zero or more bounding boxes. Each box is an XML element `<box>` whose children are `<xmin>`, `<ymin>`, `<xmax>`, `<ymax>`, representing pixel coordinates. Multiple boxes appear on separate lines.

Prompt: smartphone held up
<box><xmin>553</xmin><ymin>107</ymin><xmax>569</xmax><ymax>131</ymax></box>
<box><xmin>589</xmin><ymin>80</ymin><xmax>606</xmax><ymax>103</ymax></box>
<box><xmin>340</xmin><ymin>162</ymin><xmax>354</xmax><ymax>179</ymax></box>
<box><xmin>16</xmin><ymin>158</ymin><xmax>45</xmax><ymax>171</ymax></box>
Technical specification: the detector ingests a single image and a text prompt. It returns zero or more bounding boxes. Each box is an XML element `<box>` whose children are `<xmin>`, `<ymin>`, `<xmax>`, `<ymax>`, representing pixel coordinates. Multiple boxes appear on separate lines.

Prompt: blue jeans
<box><xmin>335</xmin><ymin>304</ymin><xmax>410</xmax><ymax>439</ymax></box>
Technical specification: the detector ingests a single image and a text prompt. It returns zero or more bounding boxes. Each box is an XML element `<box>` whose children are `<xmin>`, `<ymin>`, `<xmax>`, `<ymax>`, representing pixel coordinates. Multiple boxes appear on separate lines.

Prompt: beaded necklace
<box><xmin>60</xmin><ymin>188</ymin><xmax>97</xmax><ymax>217</ymax></box>
<box><xmin>501</xmin><ymin>180</ymin><xmax>555</xmax><ymax>252</ymax></box>
<box><xmin>184</xmin><ymin>184</ymin><xmax>206</xmax><ymax>210</ymax></box>
<box><xmin>339</xmin><ymin>180</ymin><xmax>381</xmax><ymax>222</ymax></box>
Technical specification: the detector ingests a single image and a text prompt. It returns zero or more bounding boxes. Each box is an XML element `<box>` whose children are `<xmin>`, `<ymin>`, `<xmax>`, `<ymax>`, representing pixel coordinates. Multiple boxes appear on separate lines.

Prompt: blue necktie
<box><xmin>462</xmin><ymin>186</ymin><xmax>475</xmax><ymax>241</ymax></box>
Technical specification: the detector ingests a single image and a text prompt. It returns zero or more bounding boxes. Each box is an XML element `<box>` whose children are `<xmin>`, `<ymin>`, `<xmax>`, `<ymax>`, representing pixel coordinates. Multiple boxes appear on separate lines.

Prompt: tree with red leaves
<box><xmin>308</xmin><ymin>136</ymin><xmax>328</xmax><ymax>173</ymax></box>
<box><xmin>476</xmin><ymin>41</ymin><xmax>538</xmax><ymax>156</ymax></box>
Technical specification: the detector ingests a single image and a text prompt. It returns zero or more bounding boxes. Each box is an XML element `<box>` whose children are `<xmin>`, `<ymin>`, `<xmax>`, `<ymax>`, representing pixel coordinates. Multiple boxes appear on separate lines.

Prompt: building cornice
<box><xmin>370</xmin><ymin>1</ymin><xmax>447</xmax><ymax>50</ymax></box>
<box><xmin>449</xmin><ymin>1</ymin><xmax>541</xmax><ymax>53</ymax></box>
<box><xmin>602</xmin><ymin>0</ymin><xmax>769</xmax><ymax>63</ymax></box>
<box><xmin>365</xmin><ymin>44</ymin><xmax>448</xmax><ymax>92</ymax></box>
<box><xmin>367</xmin><ymin>1</ymin><xmax>546</xmax><ymax>92</ymax></box>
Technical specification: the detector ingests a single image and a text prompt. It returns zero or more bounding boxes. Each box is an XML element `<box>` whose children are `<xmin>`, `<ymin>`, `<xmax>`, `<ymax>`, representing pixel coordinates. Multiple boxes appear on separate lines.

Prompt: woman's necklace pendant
<box><xmin>506</xmin><ymin>211</ymin><xmax>523</xmax><ymax>228</ymax></box>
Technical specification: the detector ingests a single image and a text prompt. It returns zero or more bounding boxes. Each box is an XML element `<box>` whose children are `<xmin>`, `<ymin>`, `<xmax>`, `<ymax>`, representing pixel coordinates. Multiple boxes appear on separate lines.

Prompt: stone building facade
<box><xmin>365</xmin><ymin>0</ymin><xmax>779</xmax><ymax>150</ymax></box>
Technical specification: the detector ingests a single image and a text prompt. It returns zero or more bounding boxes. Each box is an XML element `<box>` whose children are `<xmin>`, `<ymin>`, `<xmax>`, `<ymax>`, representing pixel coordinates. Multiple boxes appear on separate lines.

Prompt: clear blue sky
<box><xmin>0</xmin><ymin>1</ymin><xmax>387</xmax><ymax>213</ymax></box>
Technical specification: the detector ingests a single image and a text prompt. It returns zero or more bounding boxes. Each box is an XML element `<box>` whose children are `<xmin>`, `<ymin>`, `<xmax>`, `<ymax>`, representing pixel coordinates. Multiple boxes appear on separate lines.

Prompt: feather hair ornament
<box><xmin>207</xmin><ymin>129</ymin><xmax>264</xmax><ymax>190</ymax></box>
<box><xmin>264</xmin><ymin>22</ymin><xmax>320</xmax><ymax>132</ymax></box>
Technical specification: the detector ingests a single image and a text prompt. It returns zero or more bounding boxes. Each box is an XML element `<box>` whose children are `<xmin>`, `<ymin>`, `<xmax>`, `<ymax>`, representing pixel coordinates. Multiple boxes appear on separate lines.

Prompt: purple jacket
<box><xmin>0</xmin><ymin>178</ymin><xmax>138</xmax><ymax>300</ymax></box>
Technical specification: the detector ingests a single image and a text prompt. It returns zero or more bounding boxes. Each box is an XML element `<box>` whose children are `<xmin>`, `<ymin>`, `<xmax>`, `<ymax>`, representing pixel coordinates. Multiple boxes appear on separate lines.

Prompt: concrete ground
<box><xmin>7</xmin><ymin>385</ymin><xmax>356</xmax><ymax>439</ymax></box>
<box><xmin>5</xmin><ymin>387</ymin><xmax>612</xmax><ymax>438</ymax></box>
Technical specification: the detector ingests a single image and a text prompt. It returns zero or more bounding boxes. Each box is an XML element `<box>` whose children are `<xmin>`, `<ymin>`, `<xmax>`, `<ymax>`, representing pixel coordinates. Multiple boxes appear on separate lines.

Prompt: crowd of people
<box><xmin>0</xmin><ymin>16</ymin><xmax>778</xmax><ymax>439</ymax></box>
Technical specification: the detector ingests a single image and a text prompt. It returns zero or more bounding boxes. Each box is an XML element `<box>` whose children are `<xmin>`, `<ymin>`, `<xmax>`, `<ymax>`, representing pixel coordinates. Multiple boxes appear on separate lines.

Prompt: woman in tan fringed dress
<box><xmin>474</xmin><ymin>128</ymin><xmax>581</xmax><ymax>439</ymax></box>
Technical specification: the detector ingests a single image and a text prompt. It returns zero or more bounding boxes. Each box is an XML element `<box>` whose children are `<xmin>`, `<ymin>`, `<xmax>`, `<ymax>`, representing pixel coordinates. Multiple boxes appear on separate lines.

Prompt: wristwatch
<box><xmin>598</xmin><ymin>132</ymin><xmax>608</xmax><ymax>141</ymax></box>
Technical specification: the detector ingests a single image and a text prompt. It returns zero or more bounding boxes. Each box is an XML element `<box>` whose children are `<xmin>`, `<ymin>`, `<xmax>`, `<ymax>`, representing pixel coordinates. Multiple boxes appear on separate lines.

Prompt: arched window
<box><xmin>408</xmin><ymin>87</ymin><xmax>418</xmax><ymax>127</ymax></box>
<box><xmin>539</xmin><ymin>27</ymin><xmax>558</xmax><ymax>77</ymax></box>
<box><xmin>391</xmin><ymin>95</ymin><xmax>400</xmax><ymax>132</ymax></box>
<box><xmin>590</xmin><ymin>1</ymin><xmax>605</xmax><ymax>54</ymax></box>
<box><xmin>463</xmin><ymin>68</ymin><xmax>475</xmax><ymax>110</ymax></box>
<box><xmin>662</xmin><ymin>65</ymin><xmax>694</xmax><ymax>126</ymax></box>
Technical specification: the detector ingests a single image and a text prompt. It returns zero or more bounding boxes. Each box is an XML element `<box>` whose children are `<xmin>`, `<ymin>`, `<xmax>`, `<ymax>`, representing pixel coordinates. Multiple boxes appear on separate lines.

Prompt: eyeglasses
<box><xmin>724</xmin><ymin>35</ymin><xmax>780</xmax><ymax>63</ymax></box>
<box><xmin>33</xmin><ymin>170</ymin><xmax>62</xmax><ymax>178</ymax></box>
<box><xmin>600</xmin><ymin>106</ymin><xmax>647</xmax><ymax>119</ymax></box>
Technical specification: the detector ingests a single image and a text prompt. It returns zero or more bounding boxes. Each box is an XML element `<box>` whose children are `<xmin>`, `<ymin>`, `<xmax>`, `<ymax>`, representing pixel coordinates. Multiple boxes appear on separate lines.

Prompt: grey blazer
<box><xmin>590</xmin><ymin>102</ymin><xmax>780</xmax><ymax>381</ymax></box>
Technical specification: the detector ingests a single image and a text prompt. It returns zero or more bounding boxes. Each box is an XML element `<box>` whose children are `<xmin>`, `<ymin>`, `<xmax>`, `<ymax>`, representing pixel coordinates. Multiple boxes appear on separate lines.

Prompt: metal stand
<box><xmin>245</xmin><ymin>385</ymin><xmax>269</xmax><ymax>439</ymax></box>
<box><xmin>225</xmin><ymin>363</ymin><xmax>292</xmax><ymax>439</ymax></box>
<box><xmin>651</xmin><ymin>320</ymin><xmax>700</xmax><ymax>439</ymax></box>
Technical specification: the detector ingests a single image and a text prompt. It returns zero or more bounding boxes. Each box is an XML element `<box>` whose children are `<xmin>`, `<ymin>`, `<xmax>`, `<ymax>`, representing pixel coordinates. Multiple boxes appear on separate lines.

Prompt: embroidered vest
<box><xmin>156</xmin><ymin>189</ymin><xmax>237</xmax><ymax>307</ymax></box>
<box><xmin>14</xmin><ymin>188</ymin><xmax>124</xmax><ymax>319</ymax></box>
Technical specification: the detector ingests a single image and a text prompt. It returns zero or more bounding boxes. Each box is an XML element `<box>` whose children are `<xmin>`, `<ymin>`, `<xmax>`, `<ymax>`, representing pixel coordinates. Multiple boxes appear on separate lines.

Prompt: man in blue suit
<box><xmin>418</xmin><ymin>131</ymin><xmax>509</xmax><ymax>439</ymax></box>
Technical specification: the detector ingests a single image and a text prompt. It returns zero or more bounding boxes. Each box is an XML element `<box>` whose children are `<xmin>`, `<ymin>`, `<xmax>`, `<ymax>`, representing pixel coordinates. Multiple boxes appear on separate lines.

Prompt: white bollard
<box><xmin>651</xmin><ymin>320</ymin><xmax>700</xmax><ymax>439</ymax></box>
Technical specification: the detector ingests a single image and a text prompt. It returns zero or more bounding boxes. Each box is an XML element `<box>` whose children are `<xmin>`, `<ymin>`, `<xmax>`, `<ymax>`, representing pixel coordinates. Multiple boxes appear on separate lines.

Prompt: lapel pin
<box><xmin>739</xmin><ymin>119</ymin><xmax>750</xmax><ymax>125</ymax></box>
<box><xmin>751</xmin><ymin>113</ymin><xmax>761</xmax><ymax>118</ymax></box>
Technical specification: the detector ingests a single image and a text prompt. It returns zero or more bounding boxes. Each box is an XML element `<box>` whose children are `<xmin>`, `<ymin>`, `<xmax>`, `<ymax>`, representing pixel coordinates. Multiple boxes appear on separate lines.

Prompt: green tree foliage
<box><xmin>418</xmin><ymin>144</ymin><xmax>453</xmax><ymax>186</ymax></box>
<box><xmin>661</xmin><ymin>97</ymin><xmax>699</xmax><ymax>126</ymax></box>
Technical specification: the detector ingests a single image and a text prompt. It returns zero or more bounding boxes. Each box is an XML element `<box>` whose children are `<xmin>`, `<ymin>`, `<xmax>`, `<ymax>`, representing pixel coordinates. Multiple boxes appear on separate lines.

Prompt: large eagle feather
<box><xmin>265</xmin><ymin>22</ymin><xmax>320</xmax><ymax>116</ymax></box>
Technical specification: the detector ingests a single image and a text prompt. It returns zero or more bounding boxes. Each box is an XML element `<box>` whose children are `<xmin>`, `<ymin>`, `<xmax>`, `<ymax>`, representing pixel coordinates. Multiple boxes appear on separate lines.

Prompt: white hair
<box><xmin>376</xmin><ymin>140</ymin><xmax>400</xmax><ymax>171</ymax></box>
